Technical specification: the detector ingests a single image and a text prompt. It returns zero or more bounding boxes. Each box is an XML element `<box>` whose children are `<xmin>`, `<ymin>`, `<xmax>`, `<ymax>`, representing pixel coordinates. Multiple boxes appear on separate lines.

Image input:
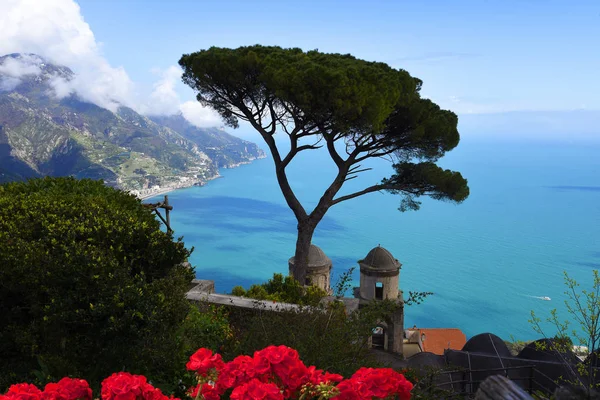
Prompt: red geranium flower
<box><xmin>1</xmin><ymin>345</ymin><xmax>413</xmax><ymax>400</ymax></box>
<box><xmin>306</xmin><ymin>366</ymin><xmax>343</xmax><ymax>386</ymax></box>
<box><xmin>5</xmin><ymin>383</ymin><xmax>43</xmax><ymax>400</ymax></box>
<box><xmin>101</xmin><ymin>372</ymin><xmax>147</xmax><ymax>400</ymax></box>
<box><xmin>252</xmin><ymin>353</ymin><xmax>271</xmax><ymax>376</ymax></box>
<box><xmin>230</xmin><ymin>379</ymin><xmax>282</xmax><ymax>400</ymax></box>
<box><xmin>348</xmin><ymin>367</ymin><xmax>413</xmax><ymax>400</ymax></box>
<box><xmin>217</xmin><ymin>355</ymin><xmax>260</xmax><ymax>393</ymax></box>
<box><xmin>141</xmin><ymin>383</ymin><xmax>177</xmax><ymax>400</ymax></box>
<box><xmin>186</xmin><ymin>348</ymin><xmax>225</xmax><ymax>376</ymax></box>
<box><xmin>43</xmin><ymin>378</ymin><xmax>92</xmax><ymax>400</ymax></box>
<box><xmin>253</xmin><ymin>345</ymin><xmax>310</xmax><ymax>392</ymax></box>
<box><xmin>272</xmin><ymin>362</ymin><xmax>308</xmax><ymax>392</ymax></box>
<box><xmin>199</xmin><ymin>384</ymin><xmax>219</xmax><ymax>400</ymax></box>
<box><xmin>254</xmin><ymin>345</ymin><xmax>298</xmax><ymax>366</ymax></box>
<box><xmin>334</xmin><ymin>379</ymin><xmax>372</xmax><ymax>400</ymax></box>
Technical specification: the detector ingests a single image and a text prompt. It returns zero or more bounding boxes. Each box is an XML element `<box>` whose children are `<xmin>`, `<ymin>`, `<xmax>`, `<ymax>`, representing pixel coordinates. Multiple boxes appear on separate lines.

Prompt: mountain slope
<box><xmin>0</xmin><ymin>53</ymin><xmax>265</xmax><ymax>191</ymax></box>
<box><xmin>149</xmin><ymin>114</ymin><xmax>264</xmax><ymax>168</ymax></box>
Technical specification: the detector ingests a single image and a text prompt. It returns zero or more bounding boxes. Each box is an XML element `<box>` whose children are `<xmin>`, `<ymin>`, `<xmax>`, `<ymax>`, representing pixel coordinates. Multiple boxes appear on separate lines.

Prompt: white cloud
<box><xmin>0</xmin><ymin>54</ymin><xmax>43</xmax><ymax>77</ymax></box>
<box><xmin>0</xmin><ymin>54</ymin><xmax>43</xmax><ymax>91</ymax></box>
<box><xmin>0</xmin><ymin>77</ymin><xmax>21</xmax><ymax>91</ymax></box>
<box><xmin>0</xmin><ymin>0</ymin><xmax>135</xmax><ymax>112</ymax></box>
<box><xmin>141</xmin><ymin>66</ymin><xmax>183</xmax><ymax>116</ymax></box>
<box><xmin>0</xmin><ymin>0</ymin><xmax>222</xmax><ymax>126</ymax></box>
<box><xmin>180</xmin><ymin>100</ymin><xmax>223</xmax><ymax>128</ymax></box>
<box><xmin>139</xmin><ymin>65</ymin><xmax>223</xmax><ymax>128</ymax></box>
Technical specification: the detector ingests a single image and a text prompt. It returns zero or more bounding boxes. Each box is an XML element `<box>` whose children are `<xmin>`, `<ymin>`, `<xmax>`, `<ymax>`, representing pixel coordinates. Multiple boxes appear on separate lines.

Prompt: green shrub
<box><xmin>0</xmin><ymin>177</ymin><xmax>196</xmax><ymax>390</ymax></box>
<box><xmin>178</xmin><ymin>303</ymin><xmax>233</xmax><ymax>354</ymax></box>
<box><xmin>231</xmin><ymin>273</ymin><xmax>327</xmax><ymax>306</ymax></box>
<box><xmin>224</xmin><ymin>299</ymin><xmax>400</xmax><ymax>377</ymax></box>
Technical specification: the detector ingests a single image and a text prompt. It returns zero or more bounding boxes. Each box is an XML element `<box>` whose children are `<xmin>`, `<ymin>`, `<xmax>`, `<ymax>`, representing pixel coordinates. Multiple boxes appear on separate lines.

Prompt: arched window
<box><xmin>372</xmin><ymin>325</ymin><xmax>385</xmax><ymax>348</ymax></box>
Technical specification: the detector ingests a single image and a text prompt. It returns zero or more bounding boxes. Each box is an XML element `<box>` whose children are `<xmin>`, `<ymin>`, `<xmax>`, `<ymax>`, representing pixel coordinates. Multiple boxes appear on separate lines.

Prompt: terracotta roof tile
<box><xmin>408</xmin><ymin>328</ymin><xmax>467</xmax><ymax>355</ymax></box>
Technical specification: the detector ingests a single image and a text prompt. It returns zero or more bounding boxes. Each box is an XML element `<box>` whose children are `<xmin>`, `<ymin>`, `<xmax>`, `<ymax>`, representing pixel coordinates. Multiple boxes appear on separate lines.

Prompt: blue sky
<box><xmin>76</xmin><ymin>0</ymin><xmax>600</xmax><ymax>113</ymax></box>
<box><xmin>1</xmin><ymin>0</ymin><xmax>599</xmax><ymax>141</ymax></box>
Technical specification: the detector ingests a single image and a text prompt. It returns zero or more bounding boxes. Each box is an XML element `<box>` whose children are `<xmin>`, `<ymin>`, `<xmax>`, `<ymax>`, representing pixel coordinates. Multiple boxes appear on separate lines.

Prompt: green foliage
<box><xmin>225</xmin><ymin>299</ymin><xmax>401</xmax><ymax>377</ymax></box>
<box><xmin>333</xmin><ymin>267</ymin><xmax>356</xmax><ymax>299</ymax></box>
<box><xmin>0</xmin><ymin>177</ymin><xmax>201</xmax><ymax>391</ymax></box>
<box><xmin>179</xmin><ymin>45</ymin><xmax>469</xmax><ymax>210</ymax></box>
<box><xmin>405</xmin><ymin>291</ymin><xmax>434</xmax><ymax>306</ymax></box>
<box><xmin>383</xmin><ymin>162</ymin><xmax>469</xmax><ymax>211</ymax></box>
<box><xmin>529</xmin><ymin>270</ymin><xmax>600</xmax><ymax>395</ymax></box>
<box><xmin>180</xmin><ymin>46</ymin><xmax>410</xmax><ymax>131</ymax></box>
<box><xmin>177</xmin><ymin>303</ymin><xmax>233</xmax><ymax>355</ymax></box>
<box><xmin>231</xmin><ymin>285</ymin><xmax>247</xmax><ymax>297</ymax></box>
<box><xmin>505</xmin><ymin>337</ymin><xmax>530</xmax><ymax>356</ymax></box>
<box><xmin>168</xmin><ymin>303</ymin><xmax>233</xmax><ymax>396</ymax></box>
<box><xmin>231</xmin><ymin>273</ymin><xmax>327</xmax><ymax>306</ymax></box>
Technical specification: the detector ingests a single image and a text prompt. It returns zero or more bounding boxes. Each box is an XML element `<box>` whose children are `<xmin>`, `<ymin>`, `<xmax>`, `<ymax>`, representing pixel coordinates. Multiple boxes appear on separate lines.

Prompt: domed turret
<box><xmin>361</xmin><ymin>246</ymin><xmax>401</xmax><ymax>272</ymax></box>
<box><xmin>358</xmin><ymin>245</ymin><xmax>401</xmax><ymax>301</ymax></box>
<box><xmin>289</xmin><ymin>244</ymin><xmax>332</xmax><ymax>292</ymax></box>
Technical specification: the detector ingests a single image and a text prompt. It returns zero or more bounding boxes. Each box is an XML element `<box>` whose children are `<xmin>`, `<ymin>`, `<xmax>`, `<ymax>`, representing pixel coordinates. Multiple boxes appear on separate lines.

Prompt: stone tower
<box><xmin>288</xmin><ymin>244</ymin><xmax>332</xmax><ymax>293</ymax></box>
<box><xmin>359</xmin><ymin>245</ymin><xmax>401</xmax><ymax>300</ymax></box>
<box><xmin>357</xmin><ymin>245</ymin><xmax>404</xmax><ymax>354</ymax></box>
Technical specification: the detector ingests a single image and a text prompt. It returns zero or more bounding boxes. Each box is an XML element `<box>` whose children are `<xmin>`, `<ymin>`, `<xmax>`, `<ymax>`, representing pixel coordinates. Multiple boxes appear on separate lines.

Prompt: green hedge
<box><xmin>0</xmin><ymin>177</ymin><xmax>195</xmax><ymax>391</ymax></box>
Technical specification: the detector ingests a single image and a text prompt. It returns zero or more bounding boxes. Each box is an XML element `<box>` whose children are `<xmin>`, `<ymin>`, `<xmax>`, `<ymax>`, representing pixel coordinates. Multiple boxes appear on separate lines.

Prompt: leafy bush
<box><xmin>0</xmin><ymin>177</ymin><xmax>198</xmax><ymax>390</ymax></box>
<box><xmin>178</xmin><ymin>304</ymin><xmax>234</xmax><ymax>355</ymax></box>
<box><xmin>231</xmin><ymin>273</ymin><xmax>326</xmax><ymax>306</ymax></box>
<box><xmin>224</xmin><ymin>299</ymin><xmax>401</xmax><ymax>377</ymax></box>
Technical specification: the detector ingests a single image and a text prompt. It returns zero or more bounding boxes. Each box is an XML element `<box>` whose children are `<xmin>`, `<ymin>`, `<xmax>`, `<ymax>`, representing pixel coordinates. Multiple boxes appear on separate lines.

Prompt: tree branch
<box><xmin>348</xmin><ymin>164</ymin><xmax>372</xmax><ymax>174</ymax></box>
<box><xmin>267</xmin><ymin>99</ymin><xmax>278</xmax><ymax>135</ymax></box>
<box><xmin>331</xmin><ymin>184</ymin><xmax>392</xmax><ymax>205</ymax></box>
<box><xmin>345</xmin><ymin>167</ymin><xmax>372</xmax><ymax>177</ymax></box>
<box><xmin>281</xmin><ymin>126</ymin><xmax>302</xmax><ymax>168</ymax></box>
<box><xmin>322</xmin><ymin>129</ymin><xmax>344</xmax><ymax>168</ymax></box>
<box><xmin>354</xmin><ymin>147</ymin><xmax>397</xmax><ymax>163</ymax></box>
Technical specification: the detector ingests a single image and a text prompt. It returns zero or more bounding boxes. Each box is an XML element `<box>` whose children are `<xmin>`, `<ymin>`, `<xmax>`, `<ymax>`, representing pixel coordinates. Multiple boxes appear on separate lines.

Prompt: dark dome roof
<box><xmin>462</xmin><ymin>333</ymin><xmax>512</xmax><ymax>358</ymax></box>
<box><xmin>518</xmin><ymin>339</ymin><xmax>581</xmax><ymax>365</ymax></box>
<box><xmin>360</xmin><ymin>246</ymin><xmax>401</xmax><ymax>271</ymax></box>
<box><xmin>289</xmin><ymin>244</ymin><xmax>332</xmax><ymax>268</ymax></box>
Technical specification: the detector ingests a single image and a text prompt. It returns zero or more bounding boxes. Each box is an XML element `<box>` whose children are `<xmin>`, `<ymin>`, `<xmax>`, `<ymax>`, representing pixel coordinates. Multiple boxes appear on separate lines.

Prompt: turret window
<box><xmin>375</xmin><ymin>282</ymin><xmax>384</xmax><ymax>300</ymax></box>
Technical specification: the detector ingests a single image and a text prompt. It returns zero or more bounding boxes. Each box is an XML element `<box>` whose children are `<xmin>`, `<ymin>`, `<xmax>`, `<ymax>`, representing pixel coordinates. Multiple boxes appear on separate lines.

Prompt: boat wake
<box><xmin>523</xmin><ymin>295</ymin><xmax>552</xmax><ymax>301</ymax></box>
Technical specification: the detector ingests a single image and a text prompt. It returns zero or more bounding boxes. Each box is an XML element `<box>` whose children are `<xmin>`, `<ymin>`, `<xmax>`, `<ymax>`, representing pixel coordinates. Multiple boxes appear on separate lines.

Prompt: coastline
<box><xmin>138</xmin><ymin>186</ymin><xmax>181</xmax><ymax>201</ymax></box>
<box><xmin>136</xmin><ymin>174</ymin><xmax>222</xmax><ymax>201</ymax></box>
<box><xmin>134</xmin><ymin>155</ymin><xmax>267</xmax><ymax>201</ymax></box>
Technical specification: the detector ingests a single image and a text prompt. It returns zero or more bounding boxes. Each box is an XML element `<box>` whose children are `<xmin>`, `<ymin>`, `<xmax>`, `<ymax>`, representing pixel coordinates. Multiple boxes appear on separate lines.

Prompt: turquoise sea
<box><xmin>151</xmin><ymin>136</ymin><xmax>600</xmax><ymax>341</ymax></box>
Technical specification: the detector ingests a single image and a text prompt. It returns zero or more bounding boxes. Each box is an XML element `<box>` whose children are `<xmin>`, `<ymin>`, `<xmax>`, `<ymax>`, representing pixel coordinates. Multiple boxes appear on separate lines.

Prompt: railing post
<box><xmin>164</xmin><ymin>195</ymin><xmax>171</xmax><ymax>233</ymax></box>
<box><xmin>528</xmin><ymin>367</ymin><xmax>534</xmax><ymax>395</ymax></box>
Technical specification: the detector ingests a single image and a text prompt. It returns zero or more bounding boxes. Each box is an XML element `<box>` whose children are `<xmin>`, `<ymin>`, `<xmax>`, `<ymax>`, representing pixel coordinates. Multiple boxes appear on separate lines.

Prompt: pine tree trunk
<box><xmin>291</xmin><ymin>220</ymin><xmax>316</xmax><ymax>284</ymax></box>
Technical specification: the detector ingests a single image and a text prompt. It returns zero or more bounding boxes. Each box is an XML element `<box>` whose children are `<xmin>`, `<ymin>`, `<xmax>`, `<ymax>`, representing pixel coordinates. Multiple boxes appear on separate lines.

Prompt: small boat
<box><xmin>541</xmin><ymin>296</ymin><xmax>551</xmax><ymax>301</ymax></box>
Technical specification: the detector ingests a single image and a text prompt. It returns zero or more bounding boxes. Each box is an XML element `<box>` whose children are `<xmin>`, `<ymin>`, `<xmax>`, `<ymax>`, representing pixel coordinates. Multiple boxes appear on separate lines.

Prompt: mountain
<box><xmin>0</xmin><ymin>53</ymin><xmax>266</xmax><ymax>192</ymax></box>
<box><xmin>148</xmin><ymin>114</ymin><xmax>264</xmax><ymax>168</ymax></box>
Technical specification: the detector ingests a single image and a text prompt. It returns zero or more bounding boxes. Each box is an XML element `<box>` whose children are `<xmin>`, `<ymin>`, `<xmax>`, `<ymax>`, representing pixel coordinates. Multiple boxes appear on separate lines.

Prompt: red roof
<box><xmin>409</xmin><ymin>328</ymin><xmax>467</xmax><ymax>355</ymax></box>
